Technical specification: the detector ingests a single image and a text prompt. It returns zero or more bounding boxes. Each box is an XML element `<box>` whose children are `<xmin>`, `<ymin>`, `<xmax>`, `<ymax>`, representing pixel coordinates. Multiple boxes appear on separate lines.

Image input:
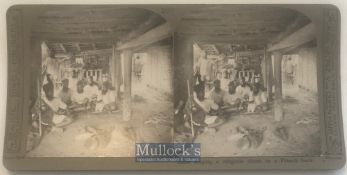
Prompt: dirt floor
<box><xmin>27</xmin><ymin>77</ymin><xmax>319</xmax><ymax>157</ymax></box>
<box><xmin>195</xmin><ymin>86</ymin><xmax>320</xmax><ymax>157</ymax></box>
<box><xmin>26</xmin><ymin>83</ymin><xmax>173</xmax><ymax>157</ymax></box>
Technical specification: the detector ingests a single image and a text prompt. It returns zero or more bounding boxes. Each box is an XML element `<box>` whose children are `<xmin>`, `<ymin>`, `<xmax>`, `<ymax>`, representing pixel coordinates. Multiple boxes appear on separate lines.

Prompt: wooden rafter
<box><xmin>267</xmin><ymin>23</ymin><xmax>315</xmax><ymax>52</ymax></box>
<box><xmin>118</xmin><ymin>13</ymin><xmax>165</xmax><ymax>42</ymax></box>
<box><xmin>79</xmin><ymin>48</ymin><xmax>113</xmax><ymax>55</ymax></box>
<box><xmin>269</xmin><ymin>14</ymin><xmax>311</xmax><ymax>46</ymax></box>
<box><xmin>59</xmin><ymin>43</ymin><xmax>67</xmax><ymax>53</ymax></box>
<box><xmin>116</xmin><ymin>22</ymin><xmax>172</xmax><ymax>51</ymax></box>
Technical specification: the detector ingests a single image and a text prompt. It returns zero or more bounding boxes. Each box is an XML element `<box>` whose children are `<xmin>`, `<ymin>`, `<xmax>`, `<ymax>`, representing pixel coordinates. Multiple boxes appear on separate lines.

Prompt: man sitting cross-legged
<box><xmin>247</xmin><ymin>84</ymin><xmax>268</xmax><ymax>113</ymax></box>
<box><xmin>235</xmin><ymin>76</ymin><xmax>252</xmax><ymax>111</ymax></box>
<box><xmin>58</xmin><ymin>79</ymin><xmax>73</xmax><ymax>106</ymax></box>
<box><xmin>95</xmin><ymin>82</ymin><xmax>117</xmax><ymax>112</ymax></box>
<box><xmin>70</xmin><ymin>80</ymin><xmax>90</xmax><ymax>112</ymax></box>
<box><xmin>209</xmin><ymin>79</ymin><xmax>226</xmax><ymax>108</ymax></box>
<box><xmin>42</xmin><ymin>81</ymin><xmax>73</xmax><ymax>128</ymax></box>
<box><xmin>184</xmin><ymin>83</ymin><xmax>224</xmax><ymax>136</ymax></box>
<box><xmin>222</xmin><ymin>81</ymin><xmax>242</xmax><ymax>113</ymax></box>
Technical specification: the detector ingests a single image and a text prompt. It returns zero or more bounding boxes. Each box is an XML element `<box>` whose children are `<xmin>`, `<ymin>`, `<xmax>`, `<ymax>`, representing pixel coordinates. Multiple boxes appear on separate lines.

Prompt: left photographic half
<box><xmin>27</xmin><ymin>6</ymin><xmax>174</xmax><ymax>157</ymax></box>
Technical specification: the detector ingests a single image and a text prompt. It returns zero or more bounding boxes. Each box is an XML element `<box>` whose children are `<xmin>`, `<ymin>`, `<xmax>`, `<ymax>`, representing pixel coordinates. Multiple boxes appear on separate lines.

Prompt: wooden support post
<box><xmin>273</xmin><ymin>51</ymin><xmax>283</xmax><ymax>121</ymax></box>
<box><xmin>173</xmin><ymin>33</ymin><xmax>194</xmax><ymax>107</ymax></box>
<box><xmin>262</xmin><ymin>49</ymin><xmax>267</xmax><ymax>86</ymax></box>
<box><xmin>112</xmin><ymin>45</ymin><xmax>122</xmax><ymax>104</ymax></box>
<box><xmin>265</xmin><ymin>51</ymin><xmax>273</xmax><ymax>99</ymax></box>
<box><xmin>123</xmin><ymin>50</ymin><xmax>133</xmax><ymax>121</ymax></box>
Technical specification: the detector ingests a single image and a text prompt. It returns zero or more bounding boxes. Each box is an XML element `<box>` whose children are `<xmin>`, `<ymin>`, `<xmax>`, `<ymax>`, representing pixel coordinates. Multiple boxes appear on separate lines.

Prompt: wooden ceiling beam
<box><xmin>36</xmin><ymin>14</ymin><xmax>164</xmax><ymax>44</ymax></box>
<box><xmin>41</xmin><ymin>7</ymin><xmax>145</xmax><ymax>14</ymax></box>
<box><xmin>180</xmin><ymin>20</ymin><xmax>288</xmax><ymax>27</ymax></box>
<box><xmin>177</xmin><ymin>29</ymin><xmax>281</xmax><ymax>36</ymax></box>
<box><xmin>177</xmin><ymin>20</ymin><xmax>289</xmax><ymax>38</ymax></box>
<box><xmin>33</xmin><ymin>25</ymin><xmax>116</xmax><ymax>33</ymax></box>
<box><xmin>39</xmin><ymin>37</ymin><xmax>117</xmax><ymax>44</ymax></box>
<box><xmin>269</xmin><ymin>13</ymin><xmax>311</xmax><ymax>46</ymax></box>
<box><xmin>183</xmin><ymin>11</ymin><xmax>294</xmax><ymax>22</ymax></box>
<box><xmin>188</xmin><ymin>5</ymin><xmax>292</xmax><ymax>14</ymax></box>
<box><xmin>118</xmin><ymin>13</ymin><xmax>165</xmax><ymax>42</ymax></box>
<box><xmin>79</xmin><ymin>48</ymin><xmax>113</xmax><ymax>55</ymax></box>
<box><xmin>31</xmin><ymin>31</ymin><xmax>126</xmax><ymax>42</ymax></box>
<box><xmin>180</xmin><ymin>33</ymin><xmax>277</xmax><ymax>42</ymax></box>
<box><xmin>38</xmin><ymin>9</ymin><xmax>149</xmax><ymax>22</ymax></box>
<box><xmin>267</xmin><ymin>22</ymin><xmax>315</xmax><ymax>52</ymax></box>
<box><xmin>37</xmin><ymin>15</ymin><xmax>140</xmax><ymax>21</ymax></box>
<box><xmin>194</xmin><ymin>38</ymin><xmax>268</xmax><ymax>46</ymax></box>
<box><xmin>36</xmin><ymin>19</ymin><xmax>138</xmax><ymax>27</ymax></box>
<box><xmin>32</xmin><ymin>30</ymin><xmax>128</xmax><ymax>38</ymax></box>
<box><xmin>117</xmin><ymin>22</ymin><xmax>172</xmax><ymax>50</ymax></box>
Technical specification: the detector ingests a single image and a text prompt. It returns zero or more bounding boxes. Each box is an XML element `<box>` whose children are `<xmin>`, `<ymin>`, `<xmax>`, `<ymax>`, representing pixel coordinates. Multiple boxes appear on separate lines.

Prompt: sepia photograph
<box><xmin>3</xmin><ymin>4</ymin><xmax>344</xmax><ymax>171</ymax></box>
<box><xmin>26</xmin><ymin>5</ymin><xmax>319</xmax><ymax>158</ymax></box>
<box><xmin>26</xmin><ymin>7</ymin><xmax>174</xmax><ymax>157</ymax></box>
<box><xmin>173</xmin><ymin>6</ymin><xmax>320</xmax><ymax>157</ymax></box>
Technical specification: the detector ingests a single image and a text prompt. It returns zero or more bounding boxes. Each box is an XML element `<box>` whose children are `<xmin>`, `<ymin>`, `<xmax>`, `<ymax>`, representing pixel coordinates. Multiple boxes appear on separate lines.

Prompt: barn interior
<box><xmin>27</xmin><ymin>7</ymin><xmax>174</xmax><ymax>157</ymax></box>
<box><xmin>173</xmin><ymin>6</ymin><xmax>320</xmax><ymax>156</ymax></box>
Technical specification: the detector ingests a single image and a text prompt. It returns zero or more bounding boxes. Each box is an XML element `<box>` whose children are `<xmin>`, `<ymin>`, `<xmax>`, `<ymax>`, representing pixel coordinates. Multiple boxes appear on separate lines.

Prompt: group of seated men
<box><xmin>183</xmin><ymin>74</ymin><xmax>268</xmax><ymax>134</ymax></box>
<box><xmin>40</xmin><ymin>74</ymin><xmax>116</xmax><ymax>128</ymax></box>
<box><xmin>210</xmin><ymin>75</ymin><xmax>268</xmax><ymax>113</ymax></box>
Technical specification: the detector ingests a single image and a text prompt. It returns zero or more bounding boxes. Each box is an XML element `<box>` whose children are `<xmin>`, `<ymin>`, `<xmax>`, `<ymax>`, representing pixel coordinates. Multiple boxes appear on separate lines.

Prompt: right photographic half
<box><xmin>173</xmin><ymin>5</ymin><xmax>319</xmax><ymax>157</ymax></box>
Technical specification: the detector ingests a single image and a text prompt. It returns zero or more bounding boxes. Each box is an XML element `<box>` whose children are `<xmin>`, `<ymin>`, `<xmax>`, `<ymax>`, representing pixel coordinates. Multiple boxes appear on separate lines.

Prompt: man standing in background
<box><xmin>284</xmin><ymin>57</ymin><xmax>295</xmax><ymax>85</ymax></box>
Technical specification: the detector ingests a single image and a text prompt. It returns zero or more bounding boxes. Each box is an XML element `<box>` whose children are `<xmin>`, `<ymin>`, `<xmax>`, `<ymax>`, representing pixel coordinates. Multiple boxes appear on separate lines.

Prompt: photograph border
<box><xmin>3</xmin><ymin>4</ymin><xmax>345</xmax><ymax>170</ymax></box>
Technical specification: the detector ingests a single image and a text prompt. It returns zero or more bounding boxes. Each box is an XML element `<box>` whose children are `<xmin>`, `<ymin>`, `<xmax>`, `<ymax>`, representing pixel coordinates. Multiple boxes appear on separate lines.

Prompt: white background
<box><xmin>0</xmin><ymin>0</ymin><xmax>346</xmax><ymax>174</ymax></box>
